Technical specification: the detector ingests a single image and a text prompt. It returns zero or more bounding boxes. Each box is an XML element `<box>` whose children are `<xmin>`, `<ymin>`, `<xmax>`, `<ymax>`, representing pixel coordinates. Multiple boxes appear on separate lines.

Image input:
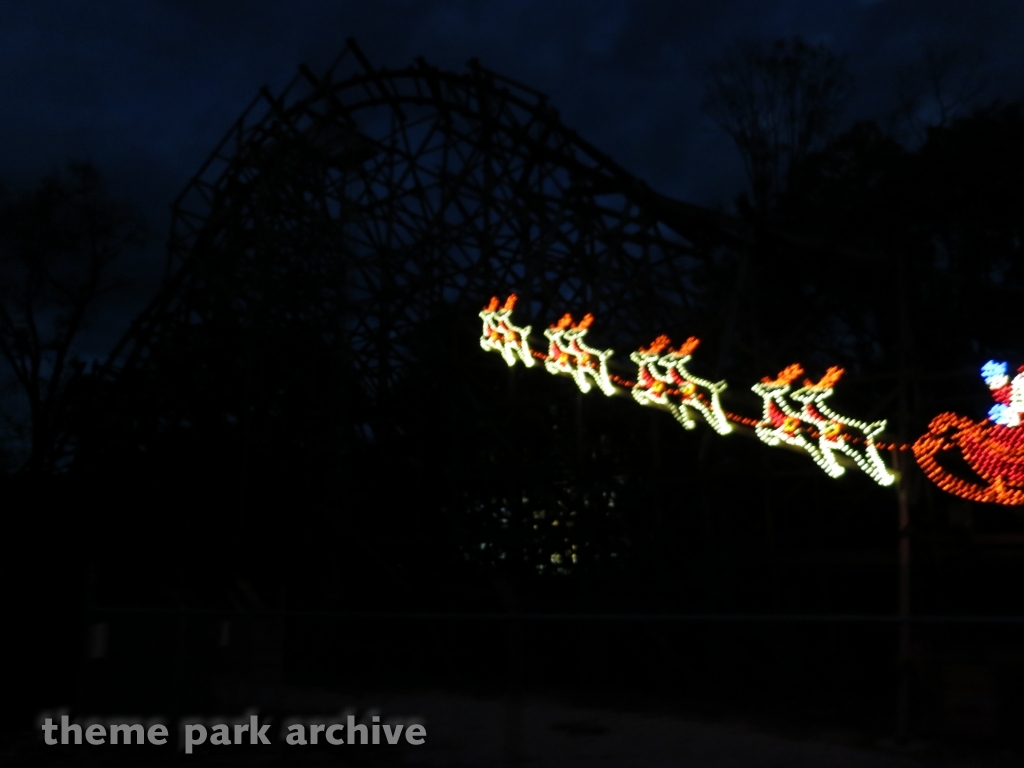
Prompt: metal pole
<box><xmin>895</xmin><ymin>252</ymin><xmax>912</xmax><ymax>742</ymax></box>
<box><xmin>896</xmin><ymin>452</ymin><xmax>912</xmax><ymax>741</ymax></box>
<box><xmin>495</xmin><ymin>576</ymin><xmax>524</xmax><ymax>765</ymax></box>
<box><xmin>75</xmin><ymin>561</ymin><xmax>99</xmax><ymax>710</ymax></box>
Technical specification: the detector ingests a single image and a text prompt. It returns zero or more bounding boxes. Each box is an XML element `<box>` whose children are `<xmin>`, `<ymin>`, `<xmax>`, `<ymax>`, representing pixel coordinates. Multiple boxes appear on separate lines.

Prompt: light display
<box><xmin>789</xmin><ymin>368</ymin><xmax>896</xmax><ymax>487</ymax></box>
<box><xmin>751</xmin><ymin>365</ymin><xmax>895</xmax><ymax>486</ymax></box>
<box><xmin>913</xmin><ymin>362</ymin><xmax>1024</xmax><ymax>505</ymax></box>
<box><xmin>752</xmin><ymin>365</ymin><xmax>837</xmax><ymax>476</ymax></box>
<box><xmin>981</xmin><ymin>360</ymin><xmax>1024</xmax><ymax>427</ymax></box>
<box><xmin>629</xmin><ymin>335</ymin><xmax>732</xmax><ymax>434</ymax></box>
<box><xmin>479</xmin><ymin>294</ymin><xmax>536</xmax><ymax>368</ymax></box>
<box><xmin>475</xmin><ymin>297</ymin><xmax>1024</xmax><ymax>505</ymax></box>
<box><xmin>543</xmin><ymin>313</ymin><xmax>617</xmax><ymax>396</ymax></box>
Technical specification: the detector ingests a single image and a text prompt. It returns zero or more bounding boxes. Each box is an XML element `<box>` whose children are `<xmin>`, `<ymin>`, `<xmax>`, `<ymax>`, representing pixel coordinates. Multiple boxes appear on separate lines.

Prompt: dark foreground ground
<box><xmin>5</xmin><ymin>688</ymin><xmax>1023</xmax><ymax>767</ymax></box>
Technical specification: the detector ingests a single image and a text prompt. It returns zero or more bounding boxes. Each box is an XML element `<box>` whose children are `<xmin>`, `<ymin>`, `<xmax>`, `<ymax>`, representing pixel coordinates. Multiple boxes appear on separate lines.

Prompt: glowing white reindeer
<box><xmin>543</xmin><ymin>313</ymin><xmax>616</xmax><ymax>396</ymax></box>
<box><xmin>630</xmin><ymin>335</ymin><xmax>732</xmax><ymax>434</ymax></box>
<box><xmin>753</xmin><ymin>365</ymin><xmax>895</xmax><ymax>486</ymax></box>
<box><xmin>789</xmin><ymin>367</ymin><xmax>895</xmax><ymax>487</ymax></box>
<box><xmin>479</xmin><ymin>294</ymin><xmax>535</xmax><ymax>368</ymax></box>
<box><xmin>751</xmin><ymin>363</ymin><xmax>833</xmax><ymax>469</ymax></box>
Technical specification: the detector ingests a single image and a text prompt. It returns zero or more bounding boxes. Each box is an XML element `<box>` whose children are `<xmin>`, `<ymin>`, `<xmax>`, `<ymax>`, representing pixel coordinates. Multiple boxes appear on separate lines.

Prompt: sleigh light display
<box><xmin>478</xmin><ymin>295</ymin><xmax>1023</xmax><ymax>504</ymax></box>
<box><xmin>913</xmin><ymin>361</ymin><xmax>1024</xmax><ymax>505</ymax></box>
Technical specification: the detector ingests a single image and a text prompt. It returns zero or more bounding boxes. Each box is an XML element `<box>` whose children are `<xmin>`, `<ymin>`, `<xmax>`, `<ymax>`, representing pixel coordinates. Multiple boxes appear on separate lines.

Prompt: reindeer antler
<box><xmin>673</xmin><ymin>336</ymin><xmax>700</xmax><ymax>357</ymax></box>
<box><xmin>639</xmin><ymin>335</ymin><xmax>671</xmax><ymax>355</ymax></box>
<box><xmin>803</xmin><ymin>366</ymin><xmax>844</xmax><ymax>390</ymax></box>
<box><xmin>573</xmin><ymin>313</ymin><xmax>595</xmax><ymax>330</ymax></box>
<box><xmin>550</xmin><ymin>313</ymin><xmax>574</xmax><ymax>331</ymax></box>
<box><xmin>761</xmin><ymin>363</ymin><xmax>805</xmax><ymax>386</ymax></box>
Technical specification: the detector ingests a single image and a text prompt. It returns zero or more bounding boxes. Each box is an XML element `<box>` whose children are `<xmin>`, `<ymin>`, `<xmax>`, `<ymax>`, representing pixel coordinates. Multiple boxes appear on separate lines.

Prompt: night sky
<box><xmin>2</xmin><ymin>1</ymin><xmax>1024</xmax><ymax>352</ymax></box>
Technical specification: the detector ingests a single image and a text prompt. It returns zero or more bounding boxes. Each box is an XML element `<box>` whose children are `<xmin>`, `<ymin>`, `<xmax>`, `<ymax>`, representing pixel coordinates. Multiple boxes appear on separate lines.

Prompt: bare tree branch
<box><xmin>889</xmin><ymin>43</ymin><xmax>993</xmax><ymax>144</ymax></box>
<box><xmin>0</xmin><ymin>162</ymin><xmax>145</xmax><ymax>474</ymax></box>
<box><xmin>702</xmin><ymin>37</ymin><xmax>853</xmax><ymax>217</ymax></box>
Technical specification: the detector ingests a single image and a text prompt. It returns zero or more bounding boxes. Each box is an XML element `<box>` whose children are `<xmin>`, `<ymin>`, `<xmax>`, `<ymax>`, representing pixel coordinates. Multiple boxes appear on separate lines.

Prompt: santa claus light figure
<box><xmin>982</xmin><ymin>360</ymin><xmax>1024</xmax><ymax>427</ymax></box>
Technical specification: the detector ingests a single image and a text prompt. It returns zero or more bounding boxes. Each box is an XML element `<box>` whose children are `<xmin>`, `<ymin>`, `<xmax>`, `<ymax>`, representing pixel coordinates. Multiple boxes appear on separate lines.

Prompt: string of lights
<box><xmin>478</xmin><ymin>296</ymin><xmax>1023</xmax><ymax>504</ymax></box>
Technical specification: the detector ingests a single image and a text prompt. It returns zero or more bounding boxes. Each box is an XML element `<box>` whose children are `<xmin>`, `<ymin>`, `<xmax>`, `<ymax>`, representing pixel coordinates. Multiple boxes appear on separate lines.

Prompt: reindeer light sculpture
<box><xmin>479</xmin><ymin>294</ymin><xmax>535</xmax><ymax>368</ymax></box>
<box><xmin>789</xmin><ymin>367</ymin><xmax>895</xmax><ymax>487</ymax></box>
<box><xmin>752</xmin><ymin>364</ymin><xmax>830</xmax><ymax>470</ymax></box>
<box><xmin>476</xmin><ymin>297</ymin><xmax>1024</xmax><ymax>505</ymax></box>
<box><xmin>752</xmin><ymin>365</ymin><xmax>895</xmax><ymax>486</ymax></box>
<box><xmin>543</xmin><ymin>313</ymin><xmax>616</xmax><ymax>396</ymax></box>
<box><xmin>630</xmin><ymin>335</ymin><xmax>732</xmax><ymax>435</ymax></box>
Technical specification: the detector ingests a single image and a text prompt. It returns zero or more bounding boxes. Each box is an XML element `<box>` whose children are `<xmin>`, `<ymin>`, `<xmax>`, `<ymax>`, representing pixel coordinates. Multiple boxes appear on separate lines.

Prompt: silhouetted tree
<box><xmin>890</xmin><ymin>43</ymin><xmax>992</xmax><ymax>143</ymax></box>
<box><xmin>703</xmin><ymin>37</ymin><xmax>853</xmax><ymax>217</ymax></box>
<box><xmin>0</xmin><ymin>162</ymin><xmax>144</xmax><ymax>474</ymax></box>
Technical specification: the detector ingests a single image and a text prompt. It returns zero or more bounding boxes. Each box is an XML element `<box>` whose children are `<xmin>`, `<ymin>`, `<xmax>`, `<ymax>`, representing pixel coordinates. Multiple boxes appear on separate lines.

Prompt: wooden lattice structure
<box><xmin>106</xmin><ymin>39</ymin><xmax>752</xmax><ymax>401</ymax></box>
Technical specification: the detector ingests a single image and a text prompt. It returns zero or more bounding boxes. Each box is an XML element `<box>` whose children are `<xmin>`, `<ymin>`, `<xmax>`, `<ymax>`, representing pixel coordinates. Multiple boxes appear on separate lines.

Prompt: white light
<box><xmin>752</xmin><ymin>366</ymin><xmax>895</xmax><ymax>487</ymax></box>
<box><xmin>543</xmin><ymin>314</ymin><xmax>616</xmax><ymax>397</ymax></box>
<box><xmin>477</xmin><ymin>299</ymin><xmax>897</xmax><ymax>488</ymax></box>
<box><xmin>630</xmin><ymin>336</ymin><xmax>732</xmax><ymax>435</ymax></box>
<box><xmin>479</xmin><ymin>295</ymin><xmax>536</xmax><ymax>368</ymax></box>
